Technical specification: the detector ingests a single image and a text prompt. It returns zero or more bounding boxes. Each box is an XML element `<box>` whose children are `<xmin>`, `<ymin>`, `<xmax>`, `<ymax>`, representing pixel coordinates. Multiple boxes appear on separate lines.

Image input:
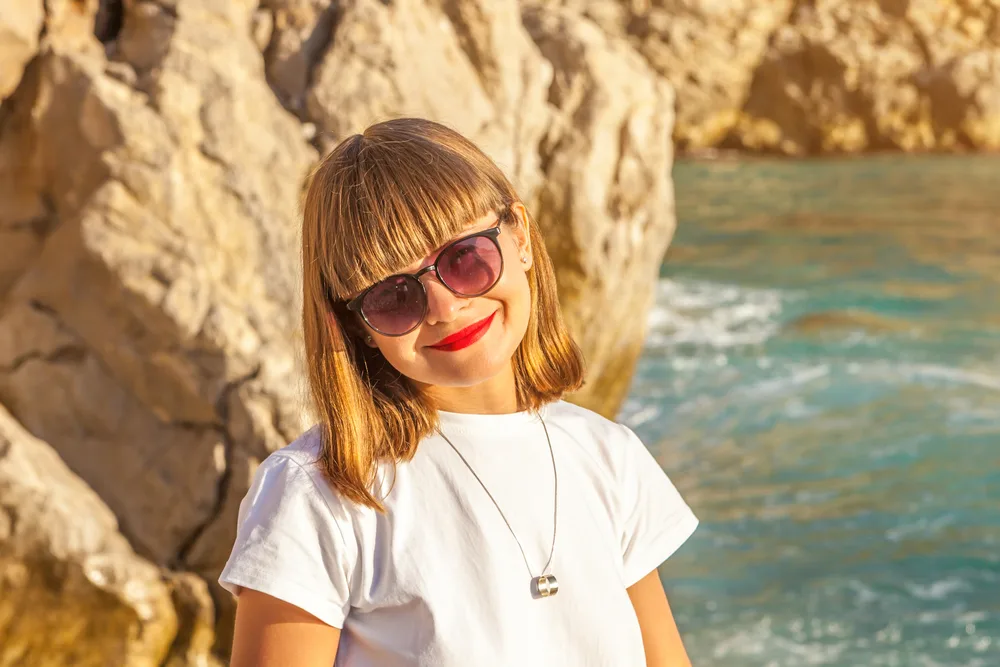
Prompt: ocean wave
<box><xmin>848</xmin><ymin>361</ymin><xmax>1000</xmax><ymax>391</ymax></box>
<box><xmin>904</xmin><ymin>577</ymin><xmax>972</xmax><ymax>600</ymax></box>
<box><xmin>709</xmin><ymin>616</ymin><xmax>849</xmax><ymax>665</ymax></box>
<box><xmin>646</xmin><ymin>278</ymin><xmax>789</xmax><ymax>349</ymax></box>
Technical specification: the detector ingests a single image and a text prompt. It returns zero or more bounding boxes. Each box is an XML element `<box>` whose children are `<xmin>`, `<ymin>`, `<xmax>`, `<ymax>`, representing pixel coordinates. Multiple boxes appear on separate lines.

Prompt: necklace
<box><xmin>437</xmin><ymin>414</ymin><xmax>559</xmax><ymax>599</ymax></box>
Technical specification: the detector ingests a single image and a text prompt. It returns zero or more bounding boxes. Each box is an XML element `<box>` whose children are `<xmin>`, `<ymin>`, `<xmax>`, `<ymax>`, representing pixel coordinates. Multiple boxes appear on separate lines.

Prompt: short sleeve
<box><xmin>615</xmin><ymin>425</ymin><xmax>699</xmax><ymax>587</ymax></box>
<box><xmin>218</xmin><ymin>453</ymin><xmax>355</xmax><ymax>628</ymax></box>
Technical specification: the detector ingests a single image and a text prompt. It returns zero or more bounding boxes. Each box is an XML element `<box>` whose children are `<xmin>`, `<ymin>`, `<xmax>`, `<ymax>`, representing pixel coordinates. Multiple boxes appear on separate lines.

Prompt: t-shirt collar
<box><xmin>435</xmin><ymin>402</ymin><xmax>552</xmax><ymax>434</ymax></box>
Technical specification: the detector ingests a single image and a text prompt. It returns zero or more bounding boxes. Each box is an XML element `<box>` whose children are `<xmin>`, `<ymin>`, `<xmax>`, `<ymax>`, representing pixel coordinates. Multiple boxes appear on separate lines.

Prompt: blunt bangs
<box><xmin>315</xmin><ymin>123</ymin><xmax>512</xmax><ymax>300</ymax></box>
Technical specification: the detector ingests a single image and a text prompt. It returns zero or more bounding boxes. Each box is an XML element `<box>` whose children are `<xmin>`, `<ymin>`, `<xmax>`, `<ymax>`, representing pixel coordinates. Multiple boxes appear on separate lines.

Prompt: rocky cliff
<box><xmin>0</xmin><ymin>0</ymin><xmax>674</xmax><ymax>662</ymax></box>
<box><xmin>545</xmin><ymin>0</ymin><xmax>1000</xmax><ymax>154</ymax></box>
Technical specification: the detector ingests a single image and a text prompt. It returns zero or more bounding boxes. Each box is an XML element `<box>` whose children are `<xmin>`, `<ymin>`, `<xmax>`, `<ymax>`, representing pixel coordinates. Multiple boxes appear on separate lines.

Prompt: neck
<box><xmin>420</xmin><ymin>364</ymin><xmax>520</xmax><ymax>415</ymax></box>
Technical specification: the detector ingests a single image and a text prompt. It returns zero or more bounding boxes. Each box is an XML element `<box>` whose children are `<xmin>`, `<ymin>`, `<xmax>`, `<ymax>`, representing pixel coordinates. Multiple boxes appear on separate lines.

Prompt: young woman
<box><xmin>220</xmin><ymin>118</ymin><xmax>699</xmax><ymax>666</ymax></box>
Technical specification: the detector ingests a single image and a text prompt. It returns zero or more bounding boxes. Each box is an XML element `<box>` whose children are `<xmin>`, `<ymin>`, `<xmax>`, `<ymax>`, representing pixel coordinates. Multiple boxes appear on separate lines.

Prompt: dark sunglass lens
<box><xmin>438</xmin><ymin>235</ymin><xmax>502</xmax><ymax>296</ymax></box>
<box><xmin>361</xmin><ymin>275</ymin><xmax>425</xmax><ymax>335</ymax></box>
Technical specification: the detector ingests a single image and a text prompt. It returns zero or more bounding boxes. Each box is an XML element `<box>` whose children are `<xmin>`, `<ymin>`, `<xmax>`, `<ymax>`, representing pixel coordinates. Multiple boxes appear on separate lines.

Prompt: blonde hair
<box><xmin>301</xmin><ymin>118</ymin><xmax>584</xmax><ymax>510</ymax></box>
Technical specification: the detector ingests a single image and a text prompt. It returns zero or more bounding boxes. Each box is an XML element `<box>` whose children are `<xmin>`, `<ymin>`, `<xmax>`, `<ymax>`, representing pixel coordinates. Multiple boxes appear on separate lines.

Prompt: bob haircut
<box><xmin>301</xmin><ymin>118</ymin><xmax>585</xmax><ymax>510</ymax></box>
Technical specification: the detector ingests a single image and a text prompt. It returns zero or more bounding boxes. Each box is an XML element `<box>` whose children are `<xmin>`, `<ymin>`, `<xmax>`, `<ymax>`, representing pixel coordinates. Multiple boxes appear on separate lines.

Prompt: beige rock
<box><xmin>537</xmin><ymin>0</ymin><xmax>795</xmax><ymax>151</ymax></box>
<box><xmin>524</xmin><ymin>5</ymin><xmax>676</xmax><ymax>417</ymax></box>
<box><xmin>163</xmin><ymin>572</ymin><xmax>227</xmax><ymax>667</ymax></box>
<box><xmin>43</xmin><ymin>0</ymin><xmax>104</xmax><ymax>55</ymax></box>
<box><xmin>251</xmin><ymin>7</ymin><xmax>275</xmax><ymax>52</ymax></box>
<box><xmin>0</xmin><ymin>0</ymin><xmax>44</xmax><ymax>101</ymax></box>
<box><xmin>541</xmin><ymin>0</ymin><xmax>1000</xmax><ymax>155</ymax></box>
<box><xmin>0</xmin><ymin>403</ymin><xmax>177</xmax><ymax>667</ymax></box>
<box><xmin>258</xmin><ymin>0</ymin><xmax>337</xmax><ymax>111</ymax></box>
<box><xmin>905</xmin><ymin>0</ymin><xmax>1000</xmax><ymax>66</ymax></box>
<box><xmin>731</xmin><ymin>0</ymin><xmax>1000</xmax><ymax>153</ymax></box>
<box><xmin>305</xmin><ymin>0</ymin><xmax>551</xmax><ymax>195</ymax></box>
<box><xmin>0</xmin><ymin>49</ymin><xmax>112</xmax><ymax>299</ymax></box>
<box><xmin>0</xmin><ymin>0</ymin><xmax>315</xmax><ymax>593</ymax></box>
<box><xmin>0</xmin><ymin>0</ymin><xmax>318</xmax><ymax>654</ymax></box>
<box><xmin>925</xmin><ymin>49</ymin><xmax>1000</xmax><ymax>149</ymax></box>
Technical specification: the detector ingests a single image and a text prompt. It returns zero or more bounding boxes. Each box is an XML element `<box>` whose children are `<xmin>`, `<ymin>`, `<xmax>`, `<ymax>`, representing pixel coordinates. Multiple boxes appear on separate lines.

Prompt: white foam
<box><xmin>622</xmin><ymin>403</ymin><xmax>662</xmax><ymax>429</ymax></box>
<box><xmin>645</xmin><ymin>278</ymin><xmax>788</xmax><ymax>349</ymax></box>
<box><xmin>904</xmin><ymin>578</ymin><xmax>971</xmax><ymax>600</ymax></box>
<box><xmin>710</xmin><ymin>616</ymin><xmax>848</xmax><ymax>664</ymax></box>
<box><xmin>730</xmin><ymin>364</ymin><xmax>831</xmax><ymax>400</ymax></box>
<box><xmin>886</xmin><ymin>515</ymin><xmax>956</xmax><ymax>543</ymax></box>
<box><xmin>898</xmin><ymin>364</ymin><xmax>1000</xmax><ymax>391</ymax></box>
<box><xmin>849</xmin><ymin>361</ymin><xmax>1000</xmax><ymax>392</ymax></box>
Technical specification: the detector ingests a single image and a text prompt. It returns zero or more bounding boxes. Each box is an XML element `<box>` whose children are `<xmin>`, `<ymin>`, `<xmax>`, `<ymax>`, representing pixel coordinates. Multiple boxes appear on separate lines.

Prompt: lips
<box><xmin>429</xmin><ymin>312</ymin><xmax>497</xmax><ymax>351</ymax></box>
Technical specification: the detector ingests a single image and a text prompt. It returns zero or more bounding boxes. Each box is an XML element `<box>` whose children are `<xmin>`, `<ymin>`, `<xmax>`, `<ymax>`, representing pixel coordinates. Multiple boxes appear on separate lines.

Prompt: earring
<box><xmin>365</xmin><ymin>334</ymin><xmax>374</xmax><ymax>344</ymax></box>
<box><xmin>520</xmin><ymin>255</ymin><xmax>528</xmax><ymax>264</ymax></box>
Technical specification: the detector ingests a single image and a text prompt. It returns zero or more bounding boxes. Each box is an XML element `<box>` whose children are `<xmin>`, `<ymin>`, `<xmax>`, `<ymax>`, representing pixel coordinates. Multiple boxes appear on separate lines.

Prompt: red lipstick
<box><xmin>429</xmin><ymin>312</ymin><xmax>497</xmax><ymax>352</ymax></box>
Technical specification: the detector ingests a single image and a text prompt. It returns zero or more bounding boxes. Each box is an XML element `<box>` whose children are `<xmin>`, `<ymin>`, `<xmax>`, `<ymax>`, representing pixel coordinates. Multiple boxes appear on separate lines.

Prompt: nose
<box><xmin>422</xmin><ymin>274</ymin><xmax>466</xmax><ymax>326</ymax></box>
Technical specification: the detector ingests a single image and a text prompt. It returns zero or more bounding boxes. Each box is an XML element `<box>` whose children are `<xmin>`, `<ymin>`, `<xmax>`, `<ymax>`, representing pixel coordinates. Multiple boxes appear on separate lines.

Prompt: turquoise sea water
<box><xmin>621</xmin><ymin>155</ymin><xmax>1000</xmax><ymax>666</ymax></box>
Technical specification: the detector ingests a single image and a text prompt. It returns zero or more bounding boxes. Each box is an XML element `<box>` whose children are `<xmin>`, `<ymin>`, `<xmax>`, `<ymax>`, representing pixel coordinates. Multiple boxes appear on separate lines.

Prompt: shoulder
<box><xmin>244</xmin><ymin>425</ymin><xmax>325</xmax><ymax>502</ymax></box>
<box><xmin>256</xmin><ymin>424</ymin><xmax>344</xmax><ymax>497</ymax></box>
<box><xmin>246</xmin><ymin>424</ymin><xmax>367</xmax><ymax>532</ymax></box>
<box><xmin>221</xmin><ymin>424</ymin><xmax>360</xmax><ymax>628</ymax></box>
<box><xmin>269</xmin><ymin>423</ymin><xmax>325</xmax><ymax>469</ymax></box>
<box><xmin>540</xmin><ymin>401</ymin><xmax>645</xmax><ymax>486</ymax></box>
<box><xmin>543</xmin><ymin>400</ymin><xmax>635</xmax><ymax>459</ymax></box>
<box><xmin>544</xmin><ymin>400</ymin><xmax>629</xmax><ymax>433</ymax></box>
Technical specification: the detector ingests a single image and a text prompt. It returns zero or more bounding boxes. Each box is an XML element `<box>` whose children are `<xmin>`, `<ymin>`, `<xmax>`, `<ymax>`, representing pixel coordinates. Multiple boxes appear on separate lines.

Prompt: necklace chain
<box><xmin>437</xmin><ymin>415</ymin><xmax>558</xmax><ymax>579</ymax></box>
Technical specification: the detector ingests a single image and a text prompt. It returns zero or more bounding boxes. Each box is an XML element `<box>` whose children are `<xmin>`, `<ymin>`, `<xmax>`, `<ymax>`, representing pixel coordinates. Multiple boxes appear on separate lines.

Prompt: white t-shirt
<box><xmin>219</xmin><ymin>400</ymin><xmax>698</xmax><ymax>666</ymax></box>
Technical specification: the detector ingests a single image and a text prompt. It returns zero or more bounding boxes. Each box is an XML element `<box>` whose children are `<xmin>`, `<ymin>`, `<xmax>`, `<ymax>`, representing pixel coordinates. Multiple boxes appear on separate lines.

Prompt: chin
<box><xmin>427</xmin><ymin>358</ymin><xmax>507</xmax><ymax>388</ymax></box>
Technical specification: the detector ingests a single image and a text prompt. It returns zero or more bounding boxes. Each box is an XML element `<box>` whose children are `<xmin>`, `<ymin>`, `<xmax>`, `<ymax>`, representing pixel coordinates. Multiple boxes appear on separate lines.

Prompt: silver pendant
<box><xmin>533</xmin><ymin>574</ymin><xmax>559</xmax><ymax>598</ymax></box>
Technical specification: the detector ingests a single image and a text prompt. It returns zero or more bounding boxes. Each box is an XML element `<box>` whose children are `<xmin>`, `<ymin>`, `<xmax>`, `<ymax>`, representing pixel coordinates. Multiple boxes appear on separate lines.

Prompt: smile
<box><xmin>428</xmin><ymin>312</ymin><xmax>497</xmax><ymax>352</ymax></box>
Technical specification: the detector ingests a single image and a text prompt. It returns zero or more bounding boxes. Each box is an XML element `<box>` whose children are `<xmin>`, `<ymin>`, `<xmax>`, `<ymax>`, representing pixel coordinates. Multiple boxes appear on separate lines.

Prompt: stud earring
<box><xmin>365</xmin><ymin>334</ymin><xmax>374</xmax><ymax>344</ymax></box>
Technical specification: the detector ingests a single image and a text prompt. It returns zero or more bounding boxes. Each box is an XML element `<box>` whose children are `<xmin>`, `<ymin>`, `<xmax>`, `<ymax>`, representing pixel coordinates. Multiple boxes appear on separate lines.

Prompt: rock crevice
<box><xmin>94</xmin><ymin>0</ymin><xmax>124</xmax><ymax>44</ymax></box>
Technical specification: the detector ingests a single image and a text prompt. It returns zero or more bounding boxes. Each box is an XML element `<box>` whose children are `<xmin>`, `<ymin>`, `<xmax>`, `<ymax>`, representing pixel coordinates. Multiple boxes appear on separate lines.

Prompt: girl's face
<box><xmin>356</xmin><ymin>205</ymin><xmax>534</xmax><ymax>401</ymax></box>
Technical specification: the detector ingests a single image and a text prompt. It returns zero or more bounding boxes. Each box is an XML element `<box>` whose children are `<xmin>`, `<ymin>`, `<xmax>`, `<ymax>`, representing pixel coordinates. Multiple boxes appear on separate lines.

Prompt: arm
<box><xmin>627</xmin><ymin>569</ymin><xmax>692</xmax><ymax>667</ymax></box>
<box><xmin>230</xmin><ymin>589</ymin><xmax>341</xmax><ymax>667</ymax></box>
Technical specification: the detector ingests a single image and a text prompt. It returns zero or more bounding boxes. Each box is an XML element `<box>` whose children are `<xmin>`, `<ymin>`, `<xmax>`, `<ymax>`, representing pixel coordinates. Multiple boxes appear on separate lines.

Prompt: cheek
<box><xmin>373</xmin><ymin>336</ymin><xmax>421</xmax><ymax>369</ymax></box>
<box><xmin>499</xmin><ymin>271</ymin><xmax>533</xmax><ymax>331</ymax></box>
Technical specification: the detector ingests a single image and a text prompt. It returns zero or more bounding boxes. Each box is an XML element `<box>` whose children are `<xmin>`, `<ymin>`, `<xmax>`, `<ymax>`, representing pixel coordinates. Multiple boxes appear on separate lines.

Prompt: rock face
<box><xmin>536</xmin><ymin>0</ymin><xmax>1000</xmax><ymax>155</ymax></box>
<box><xmin>730</xmin><ymin>0</ymin><xmax>1000</xmax><ymax>154</ymax></box>
<box><xmin>543</xmin><ymin>0</ymin><xmax>796</xmax><ymax>151</ymax></box>
<box><xmin>0</xmin><ymin>0</ymin><xmax>319</xmax><ymax>656</ymax></box>
<box><xmin>0</xmin><ymin>0</ymin><xmax>44</xmax><ymax>101</ymax></box>
<box><xmin>299</xmin><ymin>0</ymin><xmax>552</xmax><ymax>194</ymax></box>
<box><xmin>0</xmin><ymin>403</ymin><xmax>219</xmax><ymax>667</ymax></box>
<box><xmin>524</xmin><ymin>4</ymin><xmax>676</xmax><ymax>417</ymax></box>
<box><xmin>2</xmin><ymin>0</ymin><xmax>314</xmax><ymax>559</ymax></box>
<box><xmin>0</xmin><ymin>0</ymin><xmax>677</xmax><ymax>661</ymax></box>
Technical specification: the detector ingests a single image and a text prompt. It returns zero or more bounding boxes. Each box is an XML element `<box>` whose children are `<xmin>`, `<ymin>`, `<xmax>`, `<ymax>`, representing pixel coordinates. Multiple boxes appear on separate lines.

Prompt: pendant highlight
<box><xmin>533</xmin><ymin>574</ymin><xmax>559</xmax><ymax>598</ymax></box>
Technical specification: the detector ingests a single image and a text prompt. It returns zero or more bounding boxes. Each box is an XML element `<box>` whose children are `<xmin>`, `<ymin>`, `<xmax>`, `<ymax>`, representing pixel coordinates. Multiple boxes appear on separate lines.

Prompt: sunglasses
<box><xmin>344</xmin><ymin>219</ymin><xmax>507</xmax><ymax>336</ymax></box>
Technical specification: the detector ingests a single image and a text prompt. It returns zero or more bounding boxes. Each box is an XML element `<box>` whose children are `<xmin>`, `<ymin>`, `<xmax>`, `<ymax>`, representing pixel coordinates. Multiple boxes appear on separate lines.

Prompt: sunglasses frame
<box><xmin>345</xmin><ymin>220</ymin><xmax>507</xmax><ymax>337</ymax></box>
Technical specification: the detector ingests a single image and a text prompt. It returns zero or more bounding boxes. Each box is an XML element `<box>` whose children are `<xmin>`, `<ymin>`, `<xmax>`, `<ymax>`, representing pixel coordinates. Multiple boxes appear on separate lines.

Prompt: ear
<box><xmin>329</xmin><ymin>311</ymin><xmax>378</xmax><ymax>348</ymax></box>
<box><xmin>352</xmin><ymin>318</ymin><xmax>379</xmax><ymax>348</ymax></box>
<box><xmin>508</xmin><ymin>202</ymin><xmax>533</xmax><ymax>271</ymax></box>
